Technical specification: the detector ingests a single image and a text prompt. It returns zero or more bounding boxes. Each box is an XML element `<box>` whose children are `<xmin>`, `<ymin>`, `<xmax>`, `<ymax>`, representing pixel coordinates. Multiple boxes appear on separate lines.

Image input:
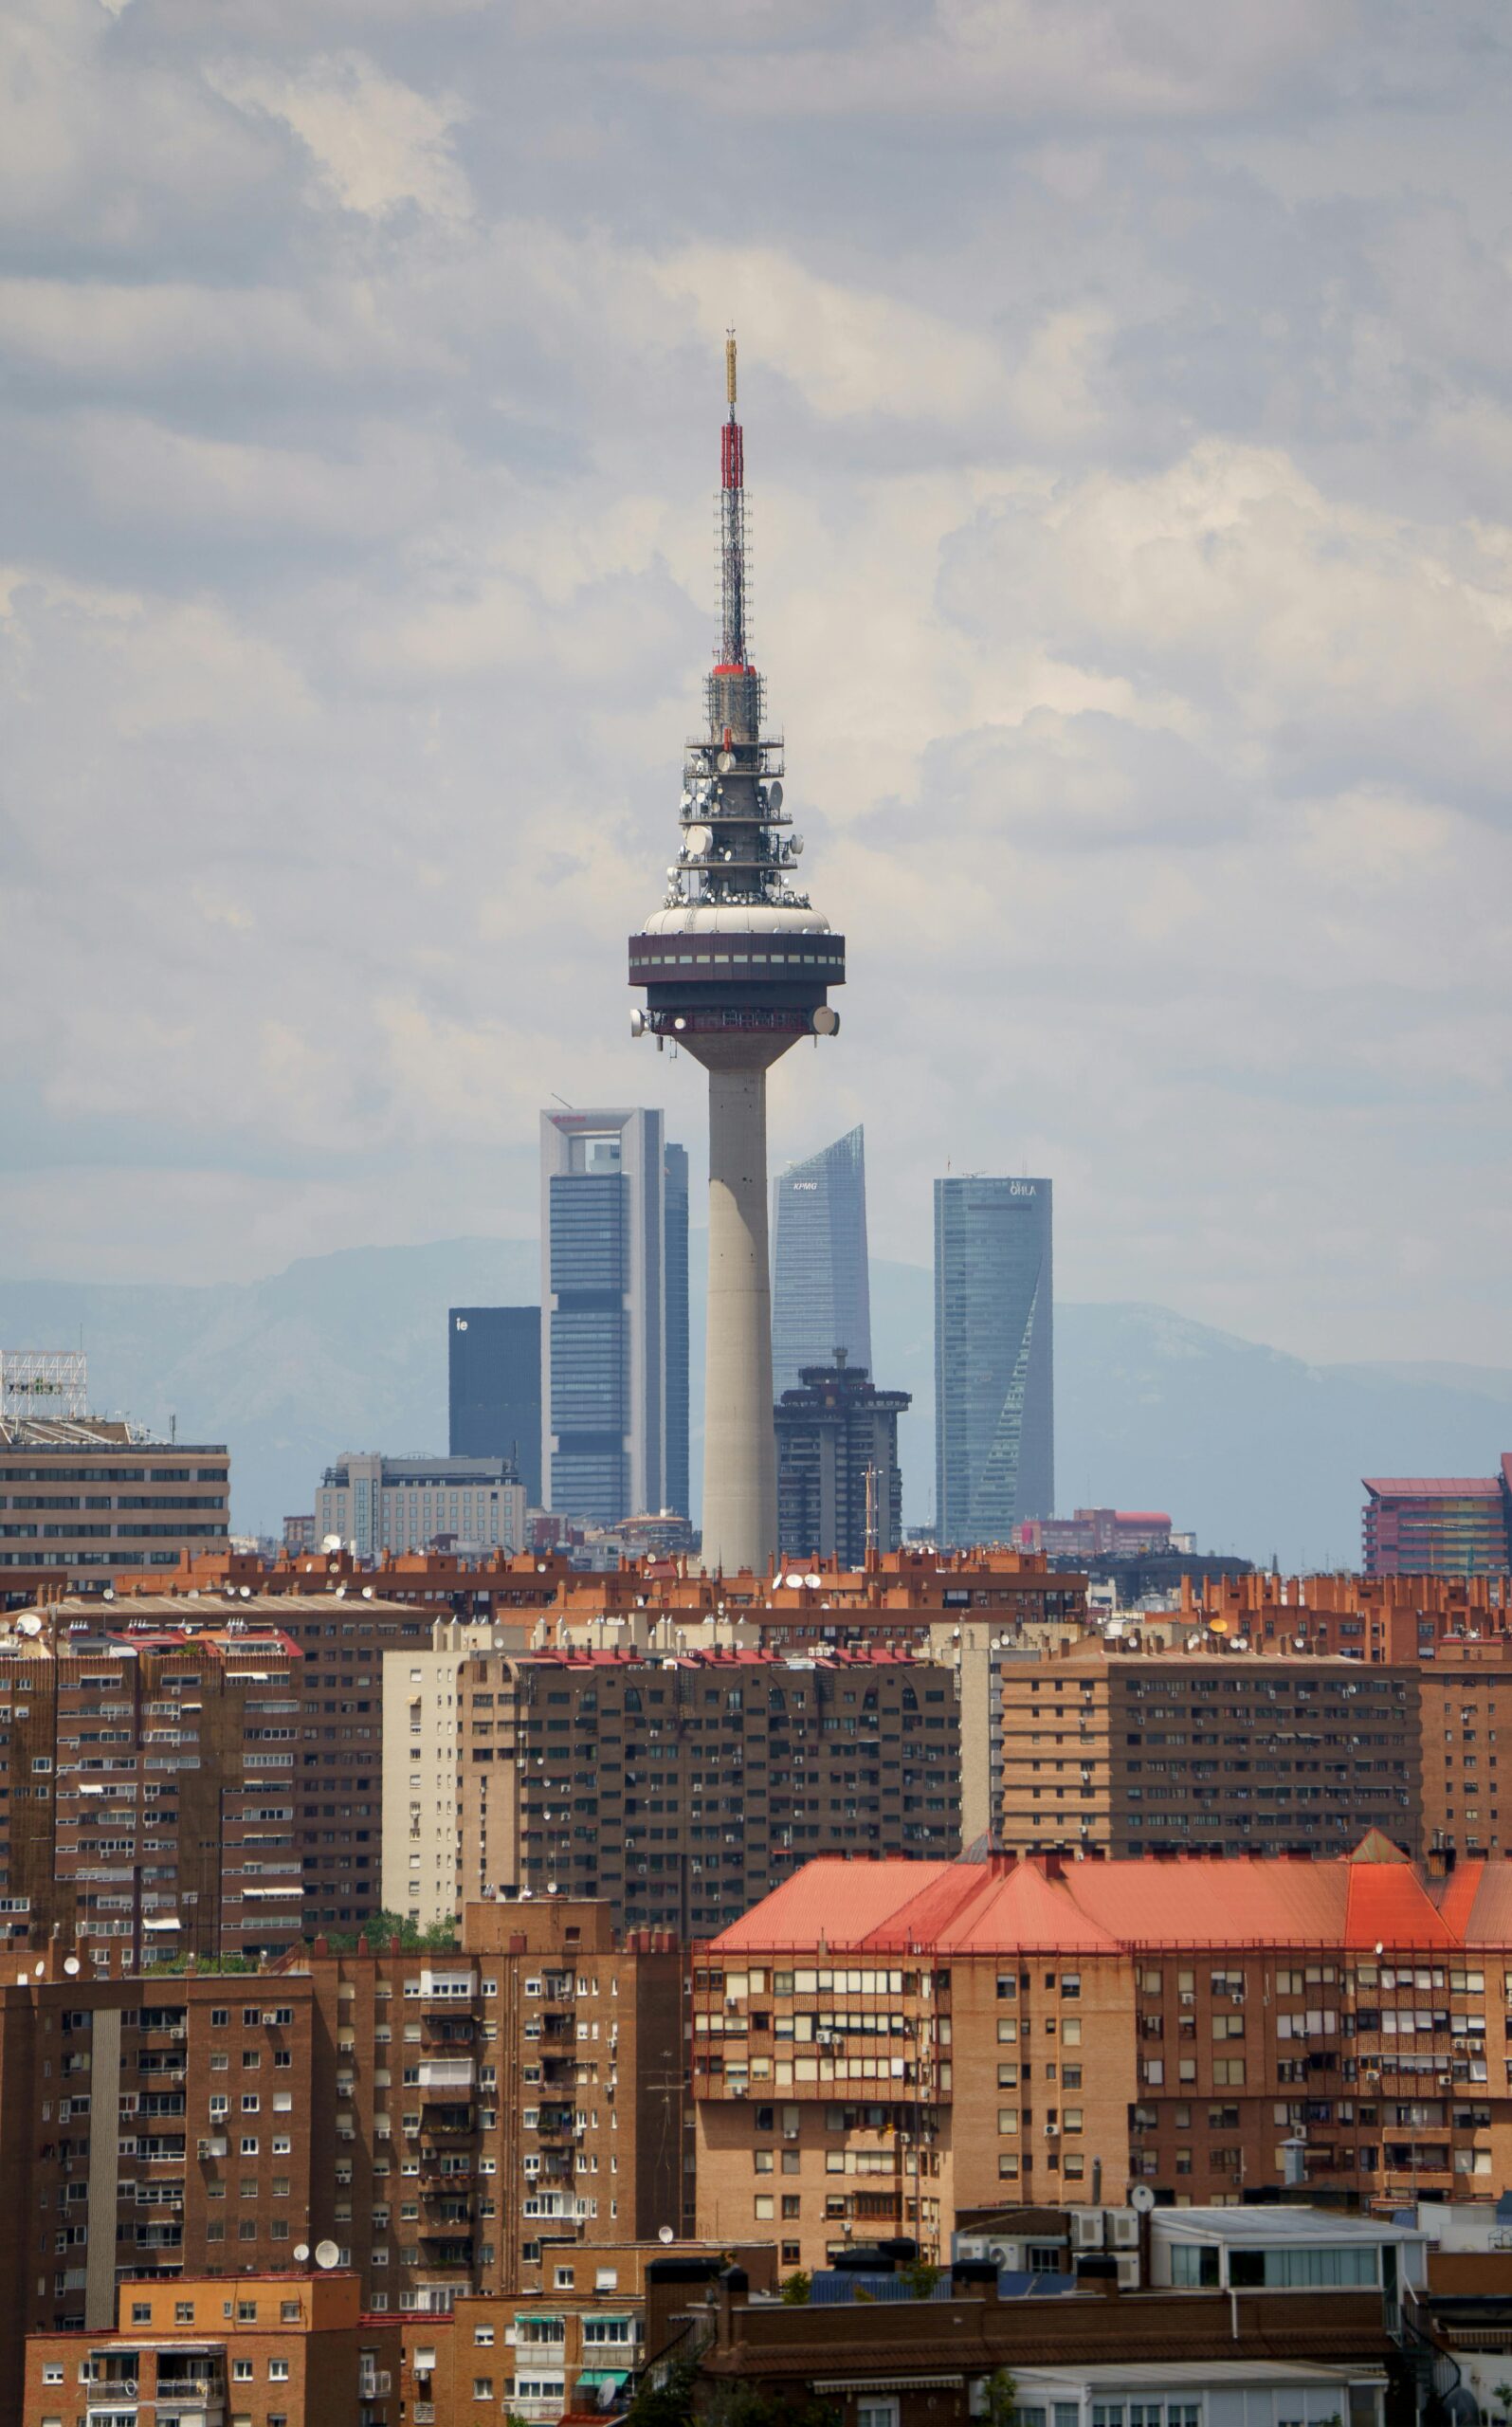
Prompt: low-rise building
<box><xmin>24</xmin><ymin>2271</ymin><xmax>401</xmax><ymax>2427</ymax></box>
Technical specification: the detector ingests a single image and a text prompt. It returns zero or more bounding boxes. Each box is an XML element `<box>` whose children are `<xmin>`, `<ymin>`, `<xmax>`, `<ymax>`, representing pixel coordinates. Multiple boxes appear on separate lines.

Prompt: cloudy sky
<box><xmin>3</xmin><ymin>0</ymin><xmax>1510</xmax><ymax>1368</ymax></box>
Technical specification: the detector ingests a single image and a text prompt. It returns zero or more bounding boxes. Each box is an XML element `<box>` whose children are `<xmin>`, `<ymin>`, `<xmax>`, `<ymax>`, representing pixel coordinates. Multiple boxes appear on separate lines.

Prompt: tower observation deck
<box><xmin>628</xmin><ymin>338</ymin><xmax>845</xmax><ymax>1575</ymax></box>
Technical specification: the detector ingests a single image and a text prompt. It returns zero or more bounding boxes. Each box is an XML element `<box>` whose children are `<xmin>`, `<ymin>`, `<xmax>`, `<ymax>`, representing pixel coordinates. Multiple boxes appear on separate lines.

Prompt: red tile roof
<box><xmin>710</xmin><ymin>1841</ymin><xmax>1512</xmax><ymax>1955</ymax></box>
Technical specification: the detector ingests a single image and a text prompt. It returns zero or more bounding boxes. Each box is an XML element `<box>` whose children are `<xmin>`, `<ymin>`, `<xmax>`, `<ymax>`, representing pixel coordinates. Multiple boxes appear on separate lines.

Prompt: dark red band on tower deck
<box><xmin>721</xmin><ymin>422</ymin><xmax>744</xmax><ymax>489</ymax></box>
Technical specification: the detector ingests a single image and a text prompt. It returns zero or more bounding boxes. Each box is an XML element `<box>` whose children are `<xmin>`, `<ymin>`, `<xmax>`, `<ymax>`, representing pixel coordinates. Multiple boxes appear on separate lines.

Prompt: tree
<box><xmin>778</xmin><ymin>2272</ymin><xmax>811</xmax><ymax>2306</ymax></box>
<box><xmin>982</xmin><ymin>2370</ymin><xmax>1019</xmax><ymax>2427</ymax></box>
<box><xmin>900</xmin><ymin>2257</ymin><xmax>941</xmax><ymax>2299</ymax></box>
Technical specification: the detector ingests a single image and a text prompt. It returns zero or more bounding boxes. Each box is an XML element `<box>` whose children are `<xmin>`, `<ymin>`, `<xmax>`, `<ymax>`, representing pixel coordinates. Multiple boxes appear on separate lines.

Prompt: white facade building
<box><xmin>316</xmin><ymin>1451</ymin><xmax>526</xmax><ymax>1560</ymax></box>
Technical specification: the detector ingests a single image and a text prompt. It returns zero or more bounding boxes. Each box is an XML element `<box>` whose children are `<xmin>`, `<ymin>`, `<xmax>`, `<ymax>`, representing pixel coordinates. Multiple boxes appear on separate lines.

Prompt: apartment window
<box><xmin>269</xmin><ymin>2360</ymin><xmax>290</xmax><ymax>2381</ymax></box>
<box><xmin>858</xmin><ymin>2403</ymin><xmax>899</xmax><ymax>2427</ymax></box>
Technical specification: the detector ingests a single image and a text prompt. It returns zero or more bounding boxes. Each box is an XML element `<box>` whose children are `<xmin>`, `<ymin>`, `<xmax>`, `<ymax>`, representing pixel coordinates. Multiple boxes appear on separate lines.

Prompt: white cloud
<box><xmin>206</xmin><ymin>51</ymin><xmax>471</xmax><ymax>222</ymax></box>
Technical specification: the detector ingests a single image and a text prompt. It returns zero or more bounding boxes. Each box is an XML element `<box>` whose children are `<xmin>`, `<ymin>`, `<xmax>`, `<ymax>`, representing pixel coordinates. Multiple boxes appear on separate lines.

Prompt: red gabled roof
<box><xmin>709</xmin><ymin>1835</ymin><xmax>1511</xmax><ymax>1957</ymax></box>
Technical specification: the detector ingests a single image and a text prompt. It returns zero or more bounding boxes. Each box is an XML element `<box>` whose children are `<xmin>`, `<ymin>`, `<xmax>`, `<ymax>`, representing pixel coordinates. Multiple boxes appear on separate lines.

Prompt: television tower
<box><xmin>628</xmin><ymin>338</ymin><xmax>845</xmax><ymax>1574</ymax></box>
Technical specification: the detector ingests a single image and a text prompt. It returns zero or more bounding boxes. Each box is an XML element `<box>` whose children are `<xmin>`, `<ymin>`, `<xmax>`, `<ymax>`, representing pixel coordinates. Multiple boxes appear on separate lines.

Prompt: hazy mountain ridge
<box><xmin>2</xmin><ymin>1245</ymin><xmax>1508</xmax><ymax>1572</ymax></box>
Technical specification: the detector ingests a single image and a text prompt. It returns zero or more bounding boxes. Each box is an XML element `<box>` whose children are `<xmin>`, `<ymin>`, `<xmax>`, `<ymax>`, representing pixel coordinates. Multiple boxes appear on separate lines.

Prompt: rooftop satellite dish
<box><xmin>658</xmin><ymin>2225</ymin><xmax>675</xmax><ymax>2245</ymax></box>
<box><xmin>294</xmin><ymin>2242</ymin><xmax>311</xmax><ymax>2263</ymax></box>
<box><xmin>240</xmin><ymin>1586</ymin><xmax>252</xmax><ymax>1600</ymax></box>
<box><xmin>314</xmin><ymin>2239</ymin><xmax>341</xmax><ymax>2271</ymax></box>
<box><xmin>15</xmin><ymin>1615</ymin><xmax>43</xmax><ymax>1638</ymax></box>
<box><xmin>783</xmin><ymin>1573</ymin><xmax>805</xmax><ymax>1590</ymax></box>
<box><xmin>321</xmin><ymin>1535</ymin><xmax>342</xmax><ymax>1554</ymax></box>
<box><xmin>685</xmin><ymin>824</ymin><xmax>713</xmax><ymax>858</ymax></box>
<box><xmin>1130</xmin><ymin>2183</ymin><xmax>1156</xmax><ymax>2214</ymax></box>
<box><xmin>64</xmin><ymin>1956</ymin><xmax>81</xmax><ymax>1977</ymax></box>
<box><xmin>768</xmin><ymin>780</ymin><xmax>784</xmax><ymax>812</ymax></box>
<box><xmin>34</xmin><ymin>1960</ymin><xmax>45</xmax><ymax>1977</ymax></box>
<box><xmin>805</xmin><ymin>1573</ymin><xmax>822</xmax><ymax>1590</ymax></box>
<box><xmin>362</xmin><ymin>1586</ymin><xmax>373</xmax><ymax>1600</ymax></box>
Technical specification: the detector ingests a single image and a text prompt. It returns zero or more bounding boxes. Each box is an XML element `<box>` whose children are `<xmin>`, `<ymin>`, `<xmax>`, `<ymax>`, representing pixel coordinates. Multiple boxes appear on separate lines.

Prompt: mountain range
<box><xmin>2</xmin><ymin>1241</ymin><xmax>1508</xmax><ymax>1571</ymax></box>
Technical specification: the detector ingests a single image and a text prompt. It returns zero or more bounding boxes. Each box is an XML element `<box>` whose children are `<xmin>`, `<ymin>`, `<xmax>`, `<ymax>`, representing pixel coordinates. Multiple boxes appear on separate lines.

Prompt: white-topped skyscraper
<box><xmin>628</xmin><ymin>340</ymin><xmax>845</xmax><ymax>1574</ymax></box>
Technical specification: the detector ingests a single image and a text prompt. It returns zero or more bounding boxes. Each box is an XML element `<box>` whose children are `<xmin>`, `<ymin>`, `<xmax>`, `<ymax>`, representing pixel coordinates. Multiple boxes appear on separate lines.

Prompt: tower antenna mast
<box><xmin>627</xmin><ymin>338</ymin><xmax>846</xmax><ymax>1576</ymax></box>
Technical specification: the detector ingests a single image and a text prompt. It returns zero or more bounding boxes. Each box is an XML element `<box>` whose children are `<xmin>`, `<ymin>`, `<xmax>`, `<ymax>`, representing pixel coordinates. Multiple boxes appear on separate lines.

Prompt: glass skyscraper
<box><xmin>771</xmin><ymin>1124</ymin><xmax>872</xmax><ymax>1396</ymax></box>
<box><xmin>934</xmin><ymin>1176</ymin><xmax>1054</xmax><ymax>1547</ymax></box>
<box><xmin>539</xmin><ymin>1108</ymin><xmax>689</xmax><ymax>1525</ymax></box>
<box><xmin>448</xmin><ymin>1305</ymin><xmax>542</xmax><ymax>1504</ymax></box>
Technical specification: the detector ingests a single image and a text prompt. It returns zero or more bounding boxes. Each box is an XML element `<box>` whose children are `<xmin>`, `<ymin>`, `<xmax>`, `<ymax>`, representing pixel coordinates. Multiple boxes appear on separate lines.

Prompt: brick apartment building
<box><xmin>0</xmin><ymin>1420</ymin><xmax>229</xmax><ymax>1604</ymax></box>
<box><xmin>24</xmin><ymin>2271</ymin><xmax>402</xmax><ymax>2427</ymax></box>
<box><xmin>7</xmin><ymin>1591</ymin><xmax>440</xmax><ymax>1942</ymax></box>
<box><xmin>0</xmin><ymin>1615</ymin><xmax>304</xmax><ymax>1963</ymax></box>
<box><xmin>997</xmin><ymin>1643</ymin><xmax>1422</xmax><ymax>1858</ymax></box>
<box><xmin>0</xmin><ymin>1897</ymin><xmax>683</xmax><ymax>2394</ymax></box>
<box><xmin>697</xmin><ymin>1835</ymin><xmax>1512</xmax><ymax>2272</ymax></box>
<box><xmin>434</xmin><ymin>1649</ymin><xmax>963</xmax><ymax>1938</ymax></box>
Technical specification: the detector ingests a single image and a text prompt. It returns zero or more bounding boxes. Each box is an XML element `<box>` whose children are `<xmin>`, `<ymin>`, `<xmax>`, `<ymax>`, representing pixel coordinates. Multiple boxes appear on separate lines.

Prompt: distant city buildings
<box><xmin>1014</xmin><ymin>1507</ymin><xmax>1183</xmax><ymax>1560</ymax></box>
<box><xmin>1364</xmin><ymin>1462</ymin><xmax>1512</xmax><ymax>1576</ymax></box>
<box><xmin>539</xmin><ymin>1108</ymin><xmax>688</xmax><ymax>1527</ymax></box>
<box><xmin>770</xmin><ymin>1123</ymin><xmax>871</xmax><ymax>1395</ymax></box>
<box><xmin>774</xmin><ymin>1355</ymin><xmax>909</xmax><ymax>1565</ymax></box>
<box><xmin>316</xmin><ymin>1452</ymin><xmax>526</xmax><ymax>1560</ymax></box>
<box><xmin>934</xmin><ymin>1176</ymin><xmax>1054</xmax><ymax>1546</ymax></box>
<box><xmin>448</xmin><ymin>1306</ymin><xmax>542</xmax><ymax>1504</ymax></box>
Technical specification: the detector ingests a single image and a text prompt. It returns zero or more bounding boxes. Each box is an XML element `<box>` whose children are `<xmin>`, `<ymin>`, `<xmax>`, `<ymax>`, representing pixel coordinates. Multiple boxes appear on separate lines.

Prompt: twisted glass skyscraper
<box><xmin>771</xmin><ymin>1125</ymin><xmax>872</xmax><ymax>1396</ymax></box>
<box><xmin>934</xmin><ymin>1176</ymin><xmax>1053</xmax><ymax>1546</ymax></box>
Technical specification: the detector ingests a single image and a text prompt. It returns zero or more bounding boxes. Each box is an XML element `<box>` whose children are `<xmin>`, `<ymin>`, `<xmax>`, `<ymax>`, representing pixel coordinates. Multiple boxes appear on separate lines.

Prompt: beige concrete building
<box><xmin>383</xmin><ymin>1620</ymin><xmax>534</xmax><ymax>1928</ymax></box>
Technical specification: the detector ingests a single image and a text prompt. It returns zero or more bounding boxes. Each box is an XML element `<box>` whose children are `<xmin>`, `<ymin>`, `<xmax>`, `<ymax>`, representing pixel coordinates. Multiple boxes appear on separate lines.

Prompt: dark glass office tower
<box><xmin>664</xmin><ymin>1142</ymin><xmax>690</xmax><ymax>1519</ymax></box>
<box><xmin>447</xmin><ymin>1306</ymin><xmax>542</xmax><ymax>1504</ymax></box>
<box><xmin>771</xmin><ymin>1124</ymin><xmax>872</xmax><ymax>1396</ymax></box>
<box><xmin>934</xmin><ymin>1176</ymin><xmax>1053</xmax><ymax>1547</ymax></box>
<box><xmin>540</xmin><ymin>1108</ymin><xmax>687</xmax><ymax>1524</ymax></box>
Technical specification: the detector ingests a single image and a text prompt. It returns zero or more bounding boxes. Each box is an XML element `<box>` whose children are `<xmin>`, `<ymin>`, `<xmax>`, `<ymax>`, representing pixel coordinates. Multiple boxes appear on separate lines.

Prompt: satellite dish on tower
<box><xmin>717</xmin><ymin>751</ymin><xmax>735</xmax><ymax>774</ymax></box>
<box><xmin>294</xmin><ymin>2242</ymin><xmax>311</xmax><ymax>2263</ymax></box>
<box><xmin>314</xmin><ymin>2239</ymin><xmax>341</xmax><ymax>2271</ymax></box>
<box><xmin>685</xmin><ymin>824</ymin><xmax>713</xmax><ymax>859</ymax></box>
<box><xmin>768</xmin><ymin>780</ymin><xmax>784</xmax><ymax>812</ymax></box>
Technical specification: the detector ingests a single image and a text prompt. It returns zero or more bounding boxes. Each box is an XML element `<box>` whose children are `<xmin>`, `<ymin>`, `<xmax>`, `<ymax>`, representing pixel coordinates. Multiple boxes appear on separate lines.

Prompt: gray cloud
<box><xmin>0</xmin><ymin>0</ymin><xmax>1509</xmax><ymax>1379</ymax></box>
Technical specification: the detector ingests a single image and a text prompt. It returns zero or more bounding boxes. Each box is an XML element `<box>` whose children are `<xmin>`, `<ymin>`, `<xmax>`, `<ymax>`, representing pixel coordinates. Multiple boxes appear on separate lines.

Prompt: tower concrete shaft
<box><xmin>627</xmin><ymin>338</ymin><xmax>844</xmax><ymax>1577</ymax></box>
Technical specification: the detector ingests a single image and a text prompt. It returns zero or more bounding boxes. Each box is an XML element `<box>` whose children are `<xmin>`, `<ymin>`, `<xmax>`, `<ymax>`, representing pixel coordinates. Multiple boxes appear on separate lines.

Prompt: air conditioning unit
<box><xmin>1110</xmin><ymin>2214</ymin><xmax>1139</xmax><ymax>2249</ymax></box>
<box><xmin>1072</xmin><ymin>2211</ymin><xmax>1104</xmax><ymax>2249</ymax></box>
<box><xmin>1116</xmin><ymin>2253</ymin><xmax>1140</xmax><ymax>2289</ymax></box>
<box><xmin>1044</xmin><ymin>2124</ymin><xmax>1060</xmax><ymax>2139</ymax></box>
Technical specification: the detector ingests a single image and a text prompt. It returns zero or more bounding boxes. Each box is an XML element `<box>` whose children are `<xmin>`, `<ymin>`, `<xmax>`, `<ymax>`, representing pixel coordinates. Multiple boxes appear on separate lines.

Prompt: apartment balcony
<box><xmin>420</xmin><ymin>2108</ymin><xmax>476</xmax><ymax>2142</ymax></box>
<box><xmin>418</xmin><ymin>2155</ymin><xmax>473</xmax><ymax>2186</ymax></box>
<box><xmin>416</xmin><ymin>2236</ymin><xmax>474</xmax><ymax>2269</ymax></box>
<box><xmin>416</xmin><ymin>2058</ymin><xmax>476</xmax><ymax>2092</ymax></box>
<box><xmin>421</xmin><ymin>2011</ymin><xmax>477</xmax><ymax>2044</ymax></box>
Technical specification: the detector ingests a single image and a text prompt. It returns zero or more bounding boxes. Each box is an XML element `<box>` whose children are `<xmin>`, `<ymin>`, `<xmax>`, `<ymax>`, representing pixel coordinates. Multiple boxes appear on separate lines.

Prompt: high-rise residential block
<box><xmin>698</xmin><ymin>1837</ymin><xmax>1512</xmax><ymax>2272</ymax></box>
<box><xmin>454</xmin><ymin>1650</ymin><xmax>962</xmax><ymax>1936</ymax></box>
<box><xmin>0</xmin><ymin>1613</ymin><xmax>303</xmax><ymax>1965</ymax></box>
<box><xmin>3</xmin><ymin>1590</ymin><xmax>434</xmax><ymax>1946</ymax></box>
<box><xmin>448</xmin><ymin>1308</ymin><xmax>543</xmax><ymax>1505</ymax></box>
<box><xmin>771</xmin><ymin>1125</ymin><xmax>871</xmax><ymax>1396</ymax></box>
<box><xmin>316</xmin><ymin>1454</ymin><xmax>527</xmax><ymax>1560</ymax></box>
<box><xmin>381</xmin><ymin>1620</ymin><xmax>534</xmax><ymax>1930</ymax></box>
<box><xmin>774</xmin><ymin>1357</ymin><xmax>909</xmax><ymax>1566</ymax></box>
<box><xmin>628</xmin><ymin>341</ymin><xmax>846</xmax><ymax>1574</ymax></box>
<box><xmin>1363</xmin><ymin>1464</ymin><xmax>1512</xmax><ymax>1576</ymax></box>
<box><xmin>539</xmin><ymin>1108</ymin><xmax>686</xmax><ymax>1527</ymax></box>
<box><xmin>935</xmin><ymin>1177</ymin><xmax>1053</xmax><ymax>1545</ymax></box>
<box><xmin>995</xmin><ymin>1643</ymin><xmax>1421</xmax><ymax>1859</ymax></box>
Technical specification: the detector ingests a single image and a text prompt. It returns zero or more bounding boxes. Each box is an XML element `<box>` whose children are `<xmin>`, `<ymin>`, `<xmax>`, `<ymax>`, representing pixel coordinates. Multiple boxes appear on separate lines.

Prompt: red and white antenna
<box><xmin>718</xmin><ymin>330</ymin><xmax>749</xmax><ymax>674</ymax></box>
